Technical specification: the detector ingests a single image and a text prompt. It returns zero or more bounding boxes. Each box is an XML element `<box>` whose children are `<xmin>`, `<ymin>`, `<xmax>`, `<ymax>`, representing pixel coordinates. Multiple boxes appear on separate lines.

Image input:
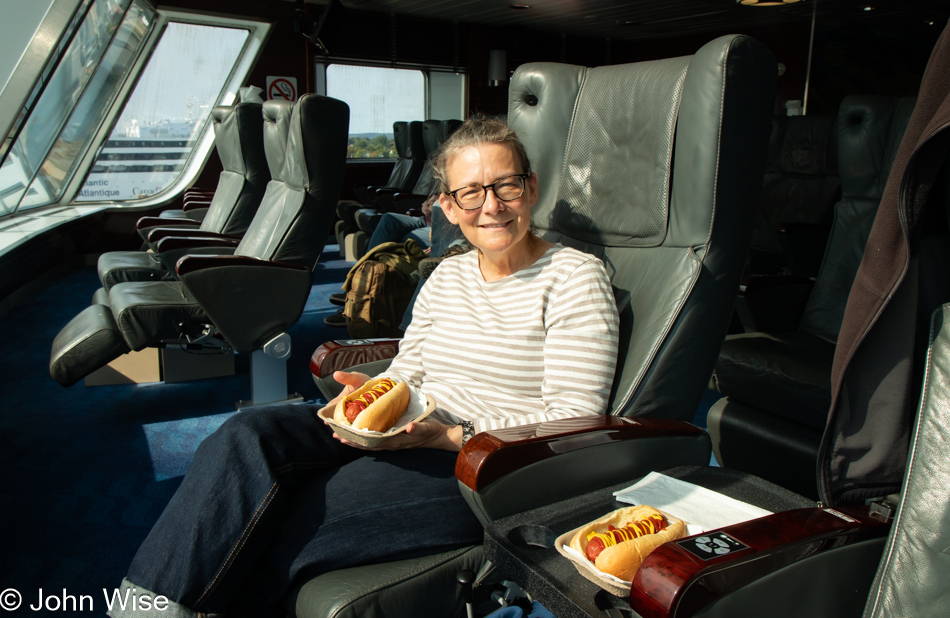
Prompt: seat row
<box><xmin>335</xmin><ymin>118</ymin><xmax>461</xmax><ymax>261</ymax></box>
<box><xmin>50</xmin><ymin>94</ymin><xmax>350</xmax><ymax>408</ymax></box>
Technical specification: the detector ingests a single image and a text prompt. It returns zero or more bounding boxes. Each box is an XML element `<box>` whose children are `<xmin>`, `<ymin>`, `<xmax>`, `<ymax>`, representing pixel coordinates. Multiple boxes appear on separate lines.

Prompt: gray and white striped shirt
<box><xmin>386</xmin><ymin>244</ymin><xmax>620</xmax><ymax>434</ymax></box>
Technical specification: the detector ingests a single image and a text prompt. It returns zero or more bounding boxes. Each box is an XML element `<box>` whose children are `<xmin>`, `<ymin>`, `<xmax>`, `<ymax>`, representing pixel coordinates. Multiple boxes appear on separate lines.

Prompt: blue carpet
<box><xmin>0</xmin><ymin>244</ymin><xmax>350</xmax><ymax>616</ymax></box>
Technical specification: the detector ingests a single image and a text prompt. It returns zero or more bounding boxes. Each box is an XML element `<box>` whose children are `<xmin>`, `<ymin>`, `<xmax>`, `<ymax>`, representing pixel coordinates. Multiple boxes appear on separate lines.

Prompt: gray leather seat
<box><xmin>862</xmin><ymin>305</ymin><xmax>950</xmax><ymax>618</ymax></box>
<box><xmin>707</xmin><ymin>95</ymin><xmax>917</xmax><ymax>499</ymax></box>
<box><xmin>294</xmin><ymin>33</ymin><xmax>777</xmax><ymax>618</ymax></box>
<box><xmin>97</xmin><ymin>102</ymin><xmax>270</xmax><ymax>290</ymax></box>
<box><xmin>468</xmin><ymin>36</ymin><xmax>950</xmax><ymax>612</ymax></box>
<box><xmin>50</xmin><ymin>95</ymin><xmax>349</xmax><ymax>396</ymax></box>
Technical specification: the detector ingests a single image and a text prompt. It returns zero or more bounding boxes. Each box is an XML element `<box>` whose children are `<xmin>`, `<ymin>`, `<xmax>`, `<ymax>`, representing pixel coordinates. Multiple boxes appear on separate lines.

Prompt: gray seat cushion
<box><xmin>710</xmin><ymin>330</ymin><xmax>834</xmax><ymax>430</ymax></box>
<box><xmin>98</xmin><ymin>251</ymin><xmax>169</xmax><ymax>290</ymax></box>
<box><xmin>108</xmin><ymin>281</ymin><xmax>209</xmax><ymax>351</ymax></box>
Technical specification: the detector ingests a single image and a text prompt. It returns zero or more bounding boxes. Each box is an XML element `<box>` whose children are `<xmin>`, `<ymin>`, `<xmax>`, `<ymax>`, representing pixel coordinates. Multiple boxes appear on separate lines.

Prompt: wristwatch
<box><xmin>460</xmin><ymin>420</ymin><xmax>476</xmax><ymax>446</ymax></box>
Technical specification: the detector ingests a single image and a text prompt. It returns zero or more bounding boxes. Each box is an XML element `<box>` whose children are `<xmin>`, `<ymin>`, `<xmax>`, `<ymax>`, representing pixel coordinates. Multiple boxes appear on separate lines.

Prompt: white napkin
<box><xmin>612</xmin><ymin>472</ymin><xmax>772</xmax><ymax>532</ymax></box>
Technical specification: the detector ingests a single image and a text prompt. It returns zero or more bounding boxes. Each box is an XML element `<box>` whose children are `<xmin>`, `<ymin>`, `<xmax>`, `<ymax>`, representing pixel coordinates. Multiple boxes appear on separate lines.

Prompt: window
<box><xmin>0</xmin><ymin>0</ymin><xmax>148</xmax><ymax>216</ymax></box>
<box><xmin>0</xmin><ymin>3</ymin><xmax>270</xmax><ymax>217</ymax></box>
<box><xmin>325</xmin><ymin>65</ymin><xmax>425</xmax><ymax>159</ymax></box>
<box><xmin>75</xmin><ymin>22</ymin><xmax>249</xmax><ymax>202</ymax></box>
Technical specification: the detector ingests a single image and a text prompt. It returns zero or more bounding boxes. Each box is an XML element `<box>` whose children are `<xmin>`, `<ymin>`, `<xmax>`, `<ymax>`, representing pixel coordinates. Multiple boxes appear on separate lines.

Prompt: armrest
<box><xmin>147</xmin><ymin>227</ymin><xmax>239</xmax><ymax>245</ymax></box>
<box><xmin>136</xmin><ymin>216</ymin><xmax>200</xmax><ymax>231</ymax></box>
<box><xmin>354</xmin><ymin>184</ymin><xmax>394</xmax><ymax>203</ymax></box>
<box><xmin>734</xmin><ymin>275</ymin><xmax>814</xmax><ymax>333</ymax></box>
<box><xmin>178</xmin><ymin>256</ymin><xmax>312</xmax><ymax>353</ymax></box>
<box><xmin>310</xmin><ymin>338</ymin><xmax>401</xmax><ymax>379</ymax></box>
<box><xmin>153</xmin><ymin>236</ymin><xmax>238</xmax><ymax>272</ymax></box>
<box><xmin>455</xmin><ymin>416</ymin><xmax>711</xmax><ymax>524</ymax></box>
<box><xmin>155</xmin><ymin>236</ymin><xmax>239</xmax><ymax>253</ymax></box>
<box><xmin>182</xmin><ymin>199</ymin><xmax>212</xmax><ymax>211</ymax></box>
<box><xmin>630</xmin><ymin>506</ymin><xmax>890</xmax><ymax>618</ymax></box>
<box><xmin>391</xmin><ymin>192</ymin><xmax>427</xmax><ymax>213</ymax></box>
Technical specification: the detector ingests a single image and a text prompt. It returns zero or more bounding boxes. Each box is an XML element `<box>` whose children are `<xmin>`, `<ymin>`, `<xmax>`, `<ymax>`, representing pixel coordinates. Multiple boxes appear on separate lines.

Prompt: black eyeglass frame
<box><xmin>445</xmin><ymin>173</ymin><xmax>531</xmax><ymax>211</ymax></box>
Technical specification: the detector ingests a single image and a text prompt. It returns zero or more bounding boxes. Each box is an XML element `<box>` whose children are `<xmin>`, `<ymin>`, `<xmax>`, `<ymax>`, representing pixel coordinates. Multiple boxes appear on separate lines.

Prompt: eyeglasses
<box><xmin>445</xmin><ymin>173</ymin><xmax>530</xmax><ymax>211</ymax></box>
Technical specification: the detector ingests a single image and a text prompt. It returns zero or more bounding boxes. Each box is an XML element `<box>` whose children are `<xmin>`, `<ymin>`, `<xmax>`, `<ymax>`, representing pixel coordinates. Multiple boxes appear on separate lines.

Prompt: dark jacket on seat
<box><xmin>821</xmin><ymin>19</ymin><xmax>950</xmax><ymax>506</ymax></box>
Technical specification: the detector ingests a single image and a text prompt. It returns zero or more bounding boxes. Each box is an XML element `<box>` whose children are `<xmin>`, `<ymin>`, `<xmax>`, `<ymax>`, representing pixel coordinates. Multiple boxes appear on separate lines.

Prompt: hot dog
<box><xmin>569</xmin><ymin>505</ymin><xmax>686</xmax><ymax>581</ymax></box>
<box><xmin>333</xmin><ymin>377</ymin><xmax>411</xmax><ymax>432</ymax></box>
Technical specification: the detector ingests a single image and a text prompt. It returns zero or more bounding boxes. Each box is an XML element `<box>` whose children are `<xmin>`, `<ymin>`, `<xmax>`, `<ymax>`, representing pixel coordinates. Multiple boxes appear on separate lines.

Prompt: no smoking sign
<box><xmin>266</xmin><ymin>76</ymin><xmax>298</xmax><ymax>101</ymax></box>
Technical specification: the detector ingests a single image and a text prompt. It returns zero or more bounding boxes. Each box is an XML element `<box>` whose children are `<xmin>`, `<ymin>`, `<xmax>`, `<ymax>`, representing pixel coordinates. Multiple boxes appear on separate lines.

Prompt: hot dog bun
<box><xmin>569</xmin><ymin>505</ymin><xmax>686</xmax><ymax>581</ymax></box>
<box><xmin>333</xmin><ymin>378</ymin><xmax>410</xmax><ymax>432</ymax></box>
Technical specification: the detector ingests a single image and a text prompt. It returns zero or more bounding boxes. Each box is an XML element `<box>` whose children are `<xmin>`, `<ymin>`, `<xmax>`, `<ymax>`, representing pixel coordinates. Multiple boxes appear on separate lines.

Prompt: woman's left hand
<box><xmin>333</xmin><ymin>419</ymin><xmax>464</xmax><ymax>452</ymax></box>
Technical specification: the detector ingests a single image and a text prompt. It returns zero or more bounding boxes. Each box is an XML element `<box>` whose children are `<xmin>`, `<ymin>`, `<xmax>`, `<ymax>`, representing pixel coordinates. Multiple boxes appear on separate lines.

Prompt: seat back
<box><xmin>198</xmin><ymin>102</ymin><xmax>270</xmax><ymax>236</ymax></box>
<box><xmin>863</xmin><ymin>301</ymin><xmax>950</xmax><ymax>617</ymax></box>
<box><xmin>799</xmin><ymin>96</ymin><xmax>916</xmax><ymax>344</ymax></box>
<box><xmin>384</xmin><ymin>120</ymin><xmax>425</xmax><ymax>192</ymax></box>
<box><xmin>508</xmin><ymin>35</ymin><xmax>776</xmax><ymax>420</ymax></box>
<box><xmin>749</xmin><ymin>113</ymin><xmax>840</xmax><ymax>275</ymax></box>
<box><xmin>410</xmin><ymin>118</ymin><xmax>463</xmax><ymax>197</ymax></box>
<box><xmin>235</xmin><ymin>95</ymin><xmax>349</xmax><ymax>269</ymax></box>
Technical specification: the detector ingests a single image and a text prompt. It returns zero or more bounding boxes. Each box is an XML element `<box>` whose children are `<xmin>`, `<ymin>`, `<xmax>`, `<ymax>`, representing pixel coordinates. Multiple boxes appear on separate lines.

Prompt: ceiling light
<box><xmin>738</xmin><ymin>0</ymin><xmax>802</xmax><ymax>6</ymax></box>
<box><xmin>862</xmin><ymin>6</ymin><xmax>875</xmax><ymax>11</ymax></box>
<box><xmin>509</xmin><ymin>4</ymin><xmax>531</xmax><ymax>9</ymax></box>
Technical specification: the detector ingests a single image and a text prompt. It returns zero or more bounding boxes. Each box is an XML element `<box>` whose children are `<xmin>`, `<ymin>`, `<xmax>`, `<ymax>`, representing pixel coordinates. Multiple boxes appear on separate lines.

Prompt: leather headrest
<box><xmin>510</xmin><ymin>58</ymin><xmax>688</xmax><ymax>248</ymax></box>
<box><xmin>393</xmin><ymin>121</ymin><xmax>410</xmax><ymax>158</ymax></box>
<box><xmin>422</xmin><ymin>119</ymin><xmax>442</xmax><ymax>156</ymax></box>
<box><xmin>837</xmin><ymin>95</ymin><xmax>916</xmax><ymax>201</ymax></box>
<box><xmin>262</xmin><ymin>99</ymin><xmax>294</xmax><ymax>181</ymax></box>
<box><xmin>211</xmin><ymin>106</ymin><xmax>232</xmax><ymax>124</ymax></box>
<box><xmin>281</xmin><ymin>93</ymin><xmax>350</xmax><ymax>193</ymax></box>
<box><xmin>441</xmin><ymin>119</ymin><xmax>463</xmax><ymax>143</ymax></box>
<box><xmin>406</xmin><ymin>120</ymin><xmax>425</xmax><ymax>160</ymax></box>
<box><xmin>213</xmin><ymin>102</ymin><xmax>264</xmax><ymax>176</ymax></box>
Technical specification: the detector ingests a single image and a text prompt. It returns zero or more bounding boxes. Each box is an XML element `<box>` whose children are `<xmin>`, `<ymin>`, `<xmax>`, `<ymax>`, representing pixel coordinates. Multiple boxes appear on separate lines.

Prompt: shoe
<box><xmin>324</xmin><ymin>309</ymin><xmax>347</xmax><ymax>327</ymax></box>
<box><xmin>329</xmin><ymin>292</ymin><xmax>346</xmax><ymax>306</ymax></box>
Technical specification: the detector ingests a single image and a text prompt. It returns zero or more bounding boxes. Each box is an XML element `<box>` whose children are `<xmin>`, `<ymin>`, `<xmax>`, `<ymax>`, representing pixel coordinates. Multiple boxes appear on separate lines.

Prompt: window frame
<box><xmin>63</xmin><ymin>8</ymin><xmax>272</xmax><ymax>209</ymax></box>
<box><xmin>0</xmin><ymin>4</ymin><xmax>272</xmax><ymax>217</ymax></box>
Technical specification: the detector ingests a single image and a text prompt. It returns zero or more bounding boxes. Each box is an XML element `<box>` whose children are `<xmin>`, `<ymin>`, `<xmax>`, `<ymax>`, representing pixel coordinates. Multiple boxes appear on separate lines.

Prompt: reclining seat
<box><xmin>293</xmin><ymin>34</ymin><xmax>776</xmax><ymax>618</ymax></box>
<box><xmin>97</xmin><ymin>102</ymin><xmax>270</xmax><ymax>290</ymax></box>
<box><xmin>50</xmin><ymin>95</ymin><xmax>349</xmax><ymax>405</ymax></box>
<box><xmin>706</xmin><ymin>95</ymin><xmax>916</xmax><ymax>499</ymax></box>
<box><xmin>335</xmin><ymin>120</ymin><xmax>425</xmax><ymax>248</ymax></box>
<box><xmin>470</xmin><ymin>27</ymin><xmax>950</xmax><ymax>616</ymax></box>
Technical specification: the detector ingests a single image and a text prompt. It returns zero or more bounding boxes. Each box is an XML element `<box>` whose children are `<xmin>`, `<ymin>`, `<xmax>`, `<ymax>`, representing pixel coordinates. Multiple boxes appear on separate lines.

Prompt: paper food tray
<box><xmin>555</xmin><ymin>507</ymin><xmax>688</xmax><ymax>597</ymax></box>
<box><xmin>318</xmin><ymin>388</ymin><xmax>436</xmax><ymax>447</ymax></box>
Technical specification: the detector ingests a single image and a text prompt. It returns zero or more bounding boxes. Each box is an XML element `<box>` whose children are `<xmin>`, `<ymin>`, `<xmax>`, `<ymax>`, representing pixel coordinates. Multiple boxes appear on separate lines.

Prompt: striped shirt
<box><xmin>385</xmin><ymin>244</ymin><xmax>620</xmax><ymax>434</ymax></box>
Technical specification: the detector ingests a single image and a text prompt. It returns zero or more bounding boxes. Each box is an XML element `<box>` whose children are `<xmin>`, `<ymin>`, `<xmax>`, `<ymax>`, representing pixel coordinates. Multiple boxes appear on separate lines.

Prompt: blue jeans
<box><xmin>367</xmin><ymin>212</ymin><xmax>428</xmax><ymax>250</ymax></box>
<box><xmin>123</xmin><ymin>403</ymin><xmax>482</xmax><ymax>616</ymax></box>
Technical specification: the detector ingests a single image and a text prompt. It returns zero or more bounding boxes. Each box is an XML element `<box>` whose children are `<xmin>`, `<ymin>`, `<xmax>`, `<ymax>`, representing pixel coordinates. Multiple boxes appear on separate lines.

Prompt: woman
<box><xmin>111</xmin><ymin>116</ymin><xmax>619</xmax><ymax>617</ymax></box>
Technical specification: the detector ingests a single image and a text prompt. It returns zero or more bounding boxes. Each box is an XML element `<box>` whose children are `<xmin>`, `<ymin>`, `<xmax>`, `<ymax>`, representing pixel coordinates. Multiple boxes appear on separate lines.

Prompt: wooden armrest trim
<box><xmin>176</xmin><ymin>254</ymin><xmax>308</xmax><ymax>276</ymax></box>
<box><xmin>455</xmin><ymin>416</ymin><xmax>704</xmax><ymax>492</ymax></box>
<box><xmin>309</xmin><ymin>339</ymin><xmax>402</xmax><ymax>378</ymax></box>
<box><xmin>630</xmin><ymin>506</ymin><xmax>889</xmax><ymax>618</ymax></box>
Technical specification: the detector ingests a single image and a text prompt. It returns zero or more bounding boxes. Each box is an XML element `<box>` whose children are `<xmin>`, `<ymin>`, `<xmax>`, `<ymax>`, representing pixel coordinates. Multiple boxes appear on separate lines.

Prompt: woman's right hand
<box><xmin>324</xmin><ymin>371</ymin><xmax>371</xmax><ymax>410</ymax></box>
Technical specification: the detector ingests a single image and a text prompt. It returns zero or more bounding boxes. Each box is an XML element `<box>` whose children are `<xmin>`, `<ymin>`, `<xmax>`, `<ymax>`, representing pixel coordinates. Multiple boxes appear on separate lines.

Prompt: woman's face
<box><xmin>439</xmin><ymin>142</ymin><xmax>538</xmax><ymax>259</ymax></box>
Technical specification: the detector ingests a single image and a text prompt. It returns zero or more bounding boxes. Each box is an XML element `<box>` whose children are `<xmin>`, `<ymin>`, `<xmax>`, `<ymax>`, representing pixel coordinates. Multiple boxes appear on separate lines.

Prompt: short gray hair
<box><xmin>432</xmin><ymin>115</ymin><xmax>532</xmax><ymax>193</ymax></box>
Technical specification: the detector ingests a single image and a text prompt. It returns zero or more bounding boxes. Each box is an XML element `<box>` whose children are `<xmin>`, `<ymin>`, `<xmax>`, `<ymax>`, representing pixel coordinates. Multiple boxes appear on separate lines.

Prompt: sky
<box><xmin>326</xmin><ymin>65</ymin><xmax>426</xmax><ymax>135</ymax></box>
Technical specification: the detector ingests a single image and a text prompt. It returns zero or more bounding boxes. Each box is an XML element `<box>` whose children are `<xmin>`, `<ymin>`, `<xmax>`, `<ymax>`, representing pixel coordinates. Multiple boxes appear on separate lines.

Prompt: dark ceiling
<box><xmin>325</xmin><ymin>0</ymin><xmax>948</xmax><ymax>43</ymax></box>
